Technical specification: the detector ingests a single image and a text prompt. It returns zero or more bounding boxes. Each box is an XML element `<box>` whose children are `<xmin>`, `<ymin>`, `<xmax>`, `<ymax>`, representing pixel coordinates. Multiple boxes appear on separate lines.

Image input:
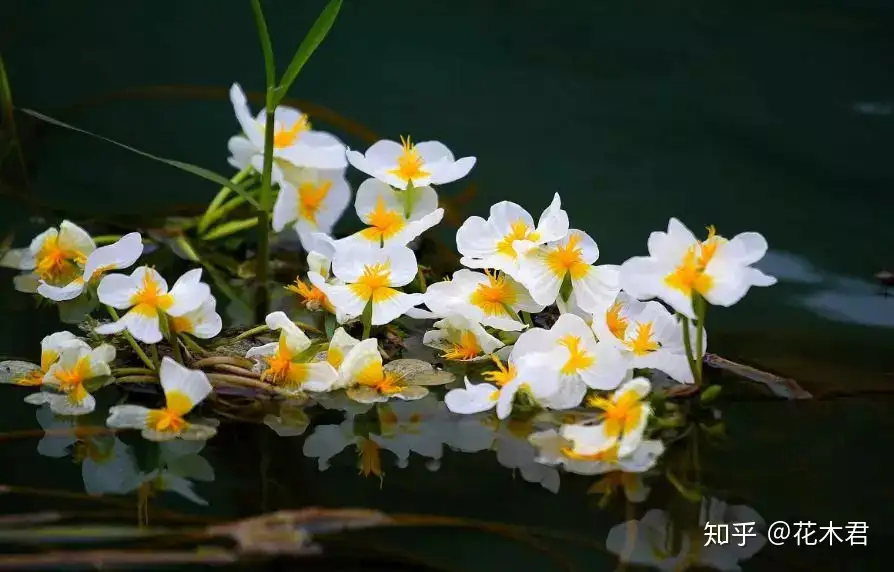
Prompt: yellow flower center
<box><xmin>561</xmin><ymin>442</ymin><xmax>620</xmax><ymax>462</ymax></box>
<box><xmin>356</xmin><ymin>360</ymin><xmax>404</xmax><ymax>395</ymax></box>
<box><xmin>286</xmin><ymin>278</ymin><xmax>331</xmax><ymax>312</ymax></box>
<box><xmin>545</xmin><ymin>234</ymin><xmax>589</xmax><ymax>279</ymax></box>
<box><xmin>483</xmin><ymin>354</ymin><xmax>517</xmax><ymax>387</ymax></box>
<box><xmin>130</xmin><ymin>271</ymin><xmax>173</xmax><ymax>316</ymax></box>
<box><xmin>359</xmin><ymin>196</ymin><xmax>406</xmax><ymax>242</ymax></box>
<box><xmin>297</xmin><ymin>181</ymin><xmax>332</xmax><ymax>223</ymax></box>
<box><xmin>349</xmin><ymin>262</ymin><xmax>398</xmax><ymax>303</ymax></box>
<box><xmin>605</xmin><ymin>301</ymin><xmax>629</xmax><ymax>340</ymax></box>
<box><xmin>35</xmin><ymin>235</ymin><xmax>85</xmax><ymax>283</ymax></box>
<box><xmin>495</xmin><ymin>220</ymin><xmax>540</xmax><ymax>259</ymax></box>
<box><xmin>327</xmin><ymin>347</ymin><xmax>345</xmax><ymax>369</ymax></box>
<box><xmin>626</xmin><ymin>321</ymin><xmax>660</xmax><ymax>356</ymax></box>
<box><xmin>587</xmin><ymin>390</ymin><xmax>644</xmax><ymax>439</ymax></box>
<box><xmin>272</xmin><ymin>114</ymin><xmax>310</xmax><ymax>148</ymax></box>
<box><xmin>387</xmin><ymin>135</ymin><xmax>430</xmax><ymax>183</ymax></box>
<box><xmin>469</xmin><ymin>271</ymin><xmax>518</xmax><ymax>317</ymax></box>
<box><xmin>170</xmin><ymin>315</ymin><xmax>193</xmax><ymax>334</ymax></box>
<box><xmin>262</xmin><ymin>337</ymin><xmax>296</xmax><ymax>385</ymax></box>
<box><xmin>146</xmin><ymin>390</ymin><xmax>193</xmax><ymax>433</ymax></box>
<box><xmin>664</xmin><ymin>225</ymin><xmax>723</xmax><ymax>297</ymax></box>
<box><xmin>558</xmin><ymin>334</ymin><xmax>594</xmax><ymax>374</ymax></box>
<box><xmin>441</xmin><ymin>330</ymin><xmax>481</xmax><ymax>360</ymax></box>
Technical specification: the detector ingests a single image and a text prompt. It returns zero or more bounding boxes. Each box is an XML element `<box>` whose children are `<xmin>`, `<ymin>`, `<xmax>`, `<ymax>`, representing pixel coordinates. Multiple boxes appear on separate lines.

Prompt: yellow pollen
<box><xmin>359</xmin><ymin>196</ymin><xmax>406</xmax><ymax>243</ymax></box>
<box><xmin>545</xmin><ymin>234</ymin><xmax>589</xmax><ymax>279</ymax></box>
<box><xmin>483</xmin><ymin>354</ymin><xmax>517</xmax><ymax>387</ymax></box>
<box><xmin>146</xmin><ymin>408</ymin><xmax>188</xmax><ymax>433</ymax></box>
<box><xmin>130</xmin><ymin>271</ymin><xmax>173</xmax><ymax>315</ymax></box>
<box><xmin>272</xmin><ymin>114</ymin><xmax>310</xmax><ymax>148</ymax></box>
<box><xmin>54</xmin><ymin>356</ymin><xmax>92</xmax><ymax>393</ymax></box>
<box><xmin>495</xmin><ymin>220</ymin><xmax>539</xmax><ymax>259</ymax></box>
<box><xmin>35</xmin><ymin>235</ymin><xmax>84</xmax><ymax>283</ymax></box>
<box><xmin>262</xmin><ymin>337</ymin><xmax>295</xmax><ymax>385</ymax></box>
<box><xmin>297</xmin><ymin>181</ymin><xmax>332</xmax><ymax>223</ymax></box>
<box><xmin>558</xmin><ymin>334</ymin><xmax>595</xmax><ymax>374</ymax></box>
<box><xmin>625</xmin><ymin>321</ymin><xmax>660</xmax><ymax>356</ymax></box>
<box><xmin>664</xmin><ymin>225</ymin><xmax>723</xmax><ymax>297</ymax></box>
<box><xmin>605</xmin><ymin>301</ymin><xmax>628</xmax><ymax>340</ymax></box>
<box><xmin>469</xmin><ymin>271</ymin><xmax>518</xmax><ymax>316</ymax></box>
<box><xmin>387</xmin><ymin>135</ymin><xmax>430</xmax><ymax>183</ymax></box>
<box><xmin>349</xmin><ymin>262</ymin><xmax>398</xmax><ymax>303</ymax></box>
<box><xmin>441</xmin><ymin>330</ymin><xmax>481</xmax><ymax>360</ymax></box>
<box><xmin>587</xmin><ymin>390</ymin><xmax>644</xmax><ymax>439</ymax></box>
<box><xmin>286</xmin><ymin>278</ymin><xmax>331</xmax><ymax>312</ymax></box>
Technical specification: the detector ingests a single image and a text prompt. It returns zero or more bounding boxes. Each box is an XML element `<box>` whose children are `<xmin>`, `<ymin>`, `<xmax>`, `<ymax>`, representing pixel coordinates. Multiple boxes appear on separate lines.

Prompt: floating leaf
<box><xmin>384</xmin><ymin>359</ymin><xmax>454</xmax><ymax>386</ymax></box>
<box><xmin>0</xmin><ymin>360</ymin><xmax>39</xmax><ymax>385</ymax></box>
<box><xmin>19</xmin><ymin>109</ymin><xmax>260</xmax><ymax>209</ymax></box>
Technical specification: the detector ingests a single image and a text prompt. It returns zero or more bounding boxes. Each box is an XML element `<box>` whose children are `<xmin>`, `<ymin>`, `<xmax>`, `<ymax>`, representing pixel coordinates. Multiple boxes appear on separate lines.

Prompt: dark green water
<box><xmin>0</xmin><ymin>0</ymin><xmax>892</xmax><ymax>569</ymax></box>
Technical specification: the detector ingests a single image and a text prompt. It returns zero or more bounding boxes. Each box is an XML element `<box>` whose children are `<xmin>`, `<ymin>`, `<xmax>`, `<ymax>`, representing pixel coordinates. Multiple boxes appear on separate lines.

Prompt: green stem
<box><xmin>694</xmin><ymin>294</ymin><xmax>706</xmax><ymax>383</ymax></box>
<box><xmin>416</xmin><ymin>266</ymin><xmax>427</xmax><ymax>293</ymax></box>
<box><xmin>112</xmin><ymin>367</ymin><xmax>155</xmax><ymax>376</ymax></box>
<box><xmin>402</xmin><ymin>181</ymin><xmax>417</xmax><ymax>218</ymax></box>
<box><xmin>180</xmin><ymin>334</ymin><xmax>208</xmax><ymax>356</ymax></box>
<box><xmin>232</xmin><ymin>324</ymin><xmax>270</xmax><ymax>342</ymax></box>
<box><xmin>680</xmin><ymin>315</ymin><xmax>699</xmax><ymax>386</ymax></box>
<box><xmin>103</xmin><ymin>306</ymin><xmax>155</xmax><ymax>371</ymax></box>
<box><xmin>361</xmin><ymin>301</ymin><xmax>373</xmax><ymax>340</ymax></box>
<box><xmin>91</xmin><ymin>235</ymin><xmax>123</xmax><ymax>245</ymax></box>
<box><xmin>520</xmin><ymin>311</ymin><xmax>534</xmax><ymax>327</ymax></box>
<box><xmin>198</xmin><ymin>193</ymin><xmax>249</xmax><ymax>233</ymax></box>
<box><xmin>150</xmin><ymin>344</ymin><xmax>161</xmax><ymax>369</ymax></box>
<box><xmin>198</xmin><ymin>166</ymin><xmax>251</xmax><ymax>234</ymax></box>
<box><xmin>164</xmin><ymin>316</ymin><xmax>185</xmax><ymax>365</ymax></box>
<box><xmin>114</xmin><ymin>375</ymin><xmax>159</xmax><ymax>383</ymax></box>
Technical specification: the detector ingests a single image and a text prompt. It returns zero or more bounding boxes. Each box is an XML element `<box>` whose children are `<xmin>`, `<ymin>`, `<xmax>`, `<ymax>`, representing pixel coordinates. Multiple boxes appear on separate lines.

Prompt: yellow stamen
<box><xmin>349</xmin><ymin>262</ymin><xmax>398</xmax><ymax>303</ymax></box>
<box><xmin>626</xmin><ymin>321</ymin><xmax>660</xmax><ymax>356</ymax></box>
<box><xmin>355</xmin><ymin>360</ymin><xmax>405</xmax><ymax>395</ymax></box>
<box><xmin>558</xmin><ymin>334</ymin><xmax>594</xmax><ymax>374</ymax></box>
<box><xmin>54</xmin><ymin>356</ymin><xmax>92</xmax><ymax>394</ymax></box>
<box><xmin>286</xmin><ymin>278</ymin><xmax>332</xmax><ymax>312</ymax></box>
<box><xmin>587</xmin><ymin>390</ymin><xmax>644</xmax><ymax>439</ymax></box>
<box><xmin>495</xmin><ymin>220</ymin><xmax>540</xmax><ymax>259</ymax></box>
<box><xmin>34</xmin><ymin>235</ymin><xmax>85</xmax><ymax>283</ymax></box>
<box><xmin>359</xmin><ymin>196</ymin><xmax>406</xmax><ymax>242</ymax></box>
<box><xmin>469</xmin><ymin>271</ymin><xmax>518</xmax><ymax>317</ymax></box>
<box><xmin>545</xmin><ymin>234</ymin><xmax>589</xmax><ymax>279</ymax></box>
<box><xmin>605</xmin><ymin>301</ymin><xmax>628</xmax><ymax>340</ymax></box>
<box><xmin>387</xmin><ymin>135</ymin><xmax>430</xmax><ymax>183</ymax></box>
<box><xmin>130</xmin><ymin>271</ymin><xmax>173</xmax><ymax>316</ymax></box>
<box><xmin>273</xmin><ymin>114</ymin><xmax>310</xmax><ymax>148</ymax></box>
<box><xmin>297</xmin><ymin>181</ymin><xmax>332</xmax><ymax>223</ymax></box>
<box><xmin>664</xmin><ymin>225</ymin><xmax>723</xmax><ymax>297</ymax></box>
<box><xmin>262</xmin><ymin>337</ymin><xmax>295</xmax><ymax>385</ymax></box>
<box><xmin>483</xmin><ymin>354</ymin><xmax>517</xmax><ymax>387</ymax></box>
<box><xmin>441</xmin><ymin>330</ymin><xmax>481</xmax><ymax>360</ymax></box>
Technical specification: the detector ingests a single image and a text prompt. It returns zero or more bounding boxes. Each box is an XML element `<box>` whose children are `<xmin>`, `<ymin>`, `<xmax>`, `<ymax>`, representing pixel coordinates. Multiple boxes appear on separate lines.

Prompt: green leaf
<box><xmin>19</xmin><ymin>109</ymin><xmax>260</xmax><ymax>209</ymax></box>
<box><xmin>324</xmin><ymin>313</ymin><xmax>337</xmax><ymax>340</ymax></box>
<box><xmin>201</xmin><ymin>217</ymin><xmax>259</xmax><ymax>241</ymax></box>
<box><xmin>250</xmin><ymin>0</ymin><xmax>277</xmax><ymax>89</ymax></box>
<box><xmin>273</xmin><ymin>0</ymin><xmax>343</xmax><ymax>107</ymax></box>
<box><xmin>699</xmin><ymin>384</ymin><xmax>722</xmax><ymax>404</ymax></box>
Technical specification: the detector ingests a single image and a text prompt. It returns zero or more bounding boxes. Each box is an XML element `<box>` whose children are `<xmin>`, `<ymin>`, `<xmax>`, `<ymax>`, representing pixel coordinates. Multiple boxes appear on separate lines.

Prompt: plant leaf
<box><xmin>273</xmin><ymin>0</ymin><xmax>343</xmax><ymax>107</ymax></box>
<box><xmin>19</xmin><ymin>109</ymin><xmax>260</xmax><ymax>209</ymax></box>
<box><xmin>250</xmin><ymin>0</ymin><xmax>277</xmax><ymax>90</ymax></box>
<box><xmin>201</xmin><ymin>217</ymin><xmax>259</xmax><ymax>241</ymax></box>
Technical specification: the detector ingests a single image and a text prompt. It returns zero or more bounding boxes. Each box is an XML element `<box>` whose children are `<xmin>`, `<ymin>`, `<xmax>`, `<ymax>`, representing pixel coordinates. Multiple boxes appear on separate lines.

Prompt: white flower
<box><xmin>25</xmin><ymin>343</ymin><xmax>116</xmax><ymax>416</ymax></box>
<box><xmin>338</xmin><ymin>338</ymin><xmax>438</xmax><ymax>403</ymax></box>
<box><xmin>456</xmin><ymin>193</ymin><xmax>569</xmax><ymax>279</ymax></box>
<box><xmin>270</xmin><ymin>164</ymin><xmax>351</xmax><ymax>249</ymax></box>
<box><xmin>422</xmin><ymin>314</ymin><xmax>505</xmax><ymax>362</ymax></box>
<box><xmin>513</xmin><ymin>313</ymin><xmax>629</xmax><ymax>393</ymax></box>
<box><xmin>576</xmin><ymin>377</ymin><xmax>653</xmax><ymax>456</ymax></box>
<box><xmin>244</xmin><ymin>311</ymin><xmax>338</xmax><ymax>392</ymax></box>
<box><xmin>1</xmin><ymin>220</ymin><xmax>95</xmax><ymax>294</ymax></box>
<box><xmin>346</xmin><ymin>136</ymin><xmax>475</xmax><ymax>190</ymax></box>
<box><xmin>311</xmin><ymin>244</ymin><xmax>424</xmax><ymax>326</ymax></box>
<box><xmin>423</xmin><ymin>269</ymin><xmax>543</xmax><ymax>331</ymax></box>
<box><xmin>620</xmin><ymin>218</ymin><xmax>777</xmax><ymax>319</ymax></box>
<box><xmin>516</xmin><ymin>229</ymin><xmax>620</xmax><ymax>312</ymax></box>
<box><xmin>2</xmin><ymin>331</ymin><xmax>90</xmax><ymax>387</ymax></box>
<box><xmin>37</xmin><ymin>232</ymin><xmax>144</xmax><ymax>302</ymax></box>
<box><xmin>287</xmin><ymin>232</ymin><xmax>341</xmax><ymax>316</ymax></box>
<box><xmin>95</xmin><ymin>267</ymin><xmax>211</xmax><ymax>344</ymax></box>
<box><xmin>169</xmin><ymin>295</ymin><xmax>223</xmax><ymax>339</ymax></box>
<box><xmin>528</xmin><ymin>428</ymin><xmax>664</xmax><ymax>476</ymax></box>
<box><xmin>106</xmin><ymin>357</ymin><xmax>217</xmax><ymax>441</ymax></box>
<box><xmin>324</xmin><ymin>326</ymin><xmax>360</xmax><ymax>388</ymax></box>
<box><xmin>337</xmin><ymin>179</ymin><xmax>443</xmax><ymax>247</ymax></box>
<box><xmin>228</xmin><ymin>83</ymin><xmax>347</xmax><ymax>172</ymax></box>
<box><xmin>121</xmin><ymin>441</ymin><xmax>215</xmax><ymax>506</ymax></box>
<box><xmin>593</xmin><ymin>293</ymin><xmax>703</xmax><ymax>384</ymax></box>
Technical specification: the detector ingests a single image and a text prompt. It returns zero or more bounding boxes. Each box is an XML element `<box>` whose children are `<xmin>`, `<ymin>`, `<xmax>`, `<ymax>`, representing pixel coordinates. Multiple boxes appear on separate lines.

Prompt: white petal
<box><xmin>38</xmin><ymin>279</ymin><xmax>86</xmax><ymax>302</ymax></box>
<box><xmin>272</xmin><ymin>181</ymin><xmax>300</xmax><ymax>232</ymax></box>
<box><xmin>323</xmin><ymin>284</ymin><xmax>369</xmax><ymax>321</ymax></box>
<box><xmin>572</xmin><ymin>264</ymin><xmax>620</xmax><ymax>315</ymax></box>
<box><xmin>230</xmin><ymin>83</ymin><xmax>262</xmax><ymax>147</ymax></box>
<box><xmin>381</xmin><ymin>244</ymin><xmax>419</xmax><ymax>287</ymax></box>
<box><xmin>160</xmin><ymin>357</ymin><xmax>212</xmax><ymax>413</ymax></box>
<box><xmin>386</xmin><ymin>208</ymin><xmax>444</xmax><ymax>247</ymax></box>
<box><xmin>13</xmin><ymin>273</ymin><xmax>39</xmax><ymax>293</ymax></box>
<box><xmin>83</xmin><ymin>232</ymin><xmax>144</xmax><ymax>281</ymax></box>
<box><xmin>57</xmin><ymin>220</ymin><xmax>96</xmax><ymax>257</ymax></box>
<box><xmin>371</xmin><ymin>291</ymin><xmax>424</xmax><ymax>325</ymax></box>
<box><xmin>300</xmin><ymin>362</ymin><xmax>342</xmax><ymax>392</ymax></box>
<box><xmin>534</xmin><ymin>193</ymin><xmax>569</xmax><ymax>242</ymax></box>
<box><xmin>166</xmin><ymin>269</ymin><xmax>210</xmax><ymax>316</ymax></box>
<box><xmin>96</xmin><ymin>273</ymin><xmax>138</xmax><ymax>308</ymax></box>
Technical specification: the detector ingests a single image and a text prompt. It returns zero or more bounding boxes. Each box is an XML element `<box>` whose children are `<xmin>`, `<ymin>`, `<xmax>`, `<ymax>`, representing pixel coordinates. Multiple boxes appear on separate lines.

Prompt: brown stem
<box><xmin>209</xmin><ymin>364</ymin><xmax>260</xmax><ymax>379</ymax></box>
<box><xmin>192</xmin><ymin>356</ymin><xmax>254</xmax><ymax>370</ymax></box>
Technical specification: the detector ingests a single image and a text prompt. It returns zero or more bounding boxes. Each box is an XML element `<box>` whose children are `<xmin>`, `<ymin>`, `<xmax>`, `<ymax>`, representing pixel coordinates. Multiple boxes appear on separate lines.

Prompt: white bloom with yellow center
<box><xmin>346</xmin><ymin>136</ymin><xmax>476</xmax><ymax>190</ymax></box>
<box><xmin>338</xmin><ymin>338</ymin><xmax>441</xmax><ymax>404</ymax></box>
<box><xmin>1</xmin><ymin>220</ymin><xmax>95</xmax><ymax>294</ymax></box>
<box><xmin>287</xmin><ymin>232</ymin><xmax>342</xmax><ymax>316</ymax></box>
<box><xmin>169</xmin><ymin>295</ymin><xmax>223</xmax><ymax>340</ymax></box>
<box><xmin>620</xmin><ymin>218</ymin><xmax>777</xmax><ymax>319</ymax></box>
<box><xmin>106</xmin><ymin>357</ymin><xmax>217</xmax><ymax>441</ymax></box>
<box><xmin>423</xmin><ymin>269</ymin><xmax>543</xmax><ymax>331</ymax></box>
<box><xmin>338</xmin><ymin>179</ymin><xmax>444</xmax><ymax>248</ymax></box>
<box><xmin>37</xmin><ymin>232</ymin><xmax>144</xmax><ymax>302</ymax></box>
<box><xmin>228</xmin><ymin>83</ymin><xmax>347</xmax><ymax>171</ymax></box>
<box><xmin>2</xmin><ymin>331</ymin><xmax>90</xmax><ymax>387</ymax></box>
<box><xmin>578</xmin><ymin>377</ymin><xmax>653</xmax><ymax>456</ymax></box>
<box><xmin>513</xmin><ymin>313</ymin><xmax>629</xmax><ymax>392</ymax></box>
<box><xmin>516</xmin><ymin>229</ymin><xmax>620</xmax><ymax>313</ymax></box>
<box><xmin>528</xmin><ymin>428</ymin><xmax>664</xmax><ymax>476</ymax></box>
<box><xmin>245</xmin><ymin>311</ymin><xmax>338</xmax><ymax>392</ymax></box>
<box><xmin>456</xmin><ymin>193</ymin><xmax>569</xmax><ymax>279</ymax></box>
<box><xmin>593</xmin><ymin>293</ymin><xmax>703</xmax><ymax>384</ymax></box>
<box><xmin>323</xmin><ymin>326</ymin><xmax>360</xmax><ymax>388</ymax></box>
<box><xmin>422</xmin><ymin>314</ymin><xmax>505</xmax><ymax>362</ymax></box>
<box><xmin>25</xmin><ymin>343</ymin><xmax>115</xmax><ymax>416</ymax></box>
<box><xmin>95</xmin><ymin>267</ymin><xmax>211</xmax><ymax>344</ymax></box>
<box><xmin>271</xmin><ymin>163</ymin><xmax>351</xmax><ymax>249</ymax></box>
<box><xmin>311</xmin><ymin>244</ymin><xmax>424</xmax><ymax>326</ymax></box>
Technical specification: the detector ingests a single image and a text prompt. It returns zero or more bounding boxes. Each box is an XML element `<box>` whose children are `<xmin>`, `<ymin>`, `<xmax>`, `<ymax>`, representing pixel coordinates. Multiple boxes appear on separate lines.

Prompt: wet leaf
<box><xmin>385</xmin><ymin>359</ymin><xmax>454</xmax><ymax>386</ymax></box>
<box><xmin>0</xmin><ymin>360</ymin><xmax>39</xmax><ymax>385</ymax></box>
